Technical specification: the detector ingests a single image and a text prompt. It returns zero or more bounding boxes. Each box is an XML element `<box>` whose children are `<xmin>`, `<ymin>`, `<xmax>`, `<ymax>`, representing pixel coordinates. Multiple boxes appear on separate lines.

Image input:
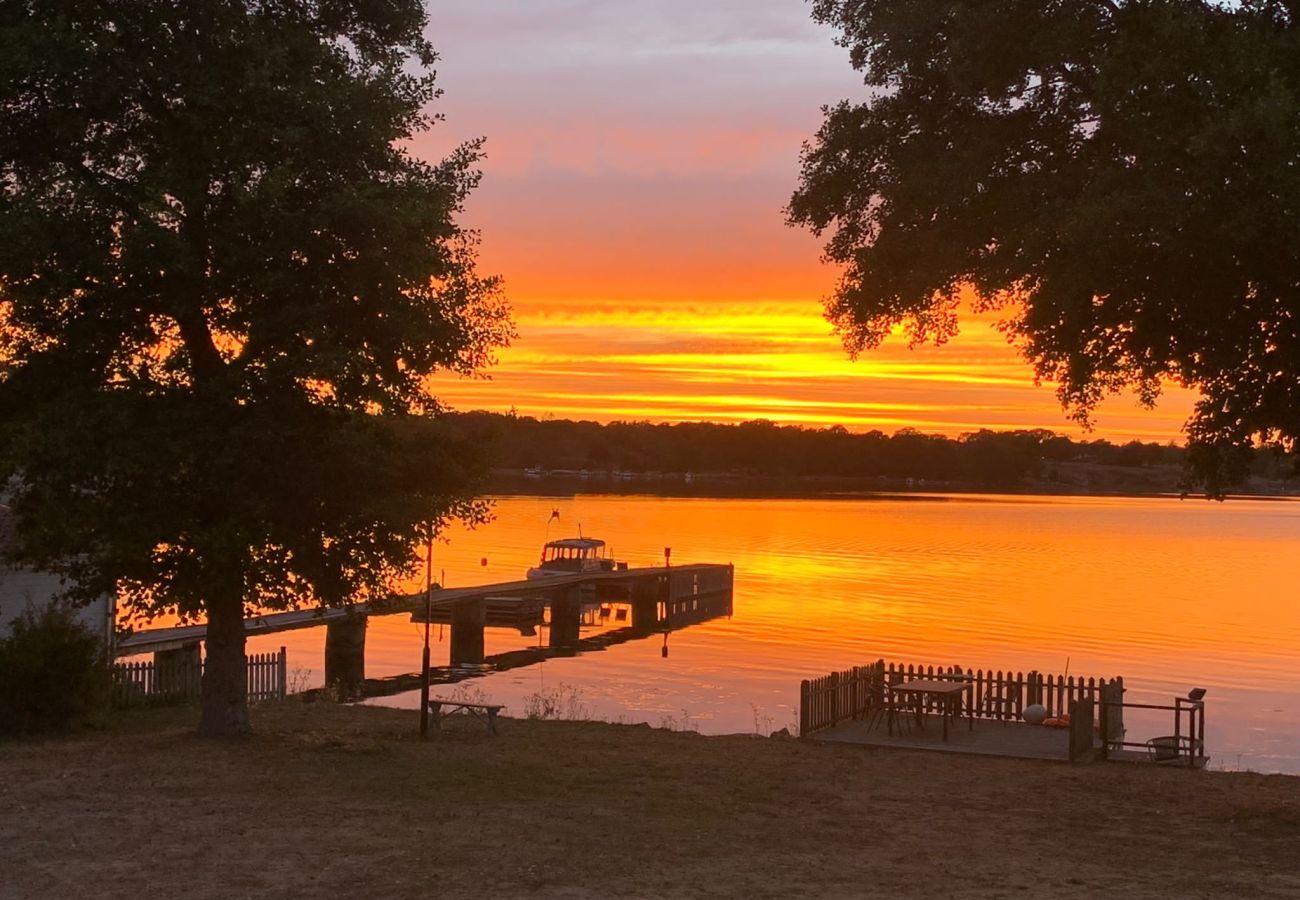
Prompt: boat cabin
<box><xmin>541</xmin><ymin>538</ymin><xmax>608</xmax><ymax>567</ymax></box>
<box><xmin>528</xmin><ymin>537</ymin><xmax>617</xmax><ymax>578</ymax></box>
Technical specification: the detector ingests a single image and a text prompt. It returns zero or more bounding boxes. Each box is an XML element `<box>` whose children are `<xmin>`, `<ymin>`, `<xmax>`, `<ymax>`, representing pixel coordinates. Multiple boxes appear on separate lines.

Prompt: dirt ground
<box><xmin>2</xmin><ymin>702</ymin><xmax>1299</xmax><ymax>899</ymax></box>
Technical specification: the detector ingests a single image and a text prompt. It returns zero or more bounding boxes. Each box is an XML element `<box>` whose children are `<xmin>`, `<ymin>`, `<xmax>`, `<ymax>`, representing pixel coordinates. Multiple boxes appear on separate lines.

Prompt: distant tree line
<box><xmin>447</xmin><ymin>413</ymin><xmax>1297</xmax><ymax>492</ymax></box>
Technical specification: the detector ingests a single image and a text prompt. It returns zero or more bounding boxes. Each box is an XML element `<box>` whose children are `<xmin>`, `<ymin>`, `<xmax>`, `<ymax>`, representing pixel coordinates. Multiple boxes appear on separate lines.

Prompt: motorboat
<box><xmin>526</xmin><ymin>537</ymin><xmax>623</xmax><ymax>580</ymax></box>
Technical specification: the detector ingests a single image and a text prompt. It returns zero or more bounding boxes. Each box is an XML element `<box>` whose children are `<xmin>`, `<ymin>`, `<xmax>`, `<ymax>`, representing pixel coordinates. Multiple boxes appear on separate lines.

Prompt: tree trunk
<box><xmin>198</xmin><ymin>591</ymin><xmax>250</xmax><ymax>737</ymax></box>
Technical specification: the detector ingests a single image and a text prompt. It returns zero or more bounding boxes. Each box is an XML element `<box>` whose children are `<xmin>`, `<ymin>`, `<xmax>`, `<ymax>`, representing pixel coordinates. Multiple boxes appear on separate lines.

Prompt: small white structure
<box><xmin>0</xmin><ymin>505</ymin><xmax>115</xmax><ymax>650</ymax></box>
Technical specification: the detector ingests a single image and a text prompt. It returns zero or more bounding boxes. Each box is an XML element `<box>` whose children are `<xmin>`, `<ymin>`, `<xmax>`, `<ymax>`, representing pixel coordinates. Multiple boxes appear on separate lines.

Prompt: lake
<box><xmin>241</xmin><ymin>493</ymin><xmax>1300</xmax><ymax>774</ymax></box>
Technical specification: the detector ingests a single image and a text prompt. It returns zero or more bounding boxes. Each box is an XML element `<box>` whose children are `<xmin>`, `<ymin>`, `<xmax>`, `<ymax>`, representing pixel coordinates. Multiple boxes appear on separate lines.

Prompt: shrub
<box><xmin>0</xmin><ymin>603</ymin><xmax>110</xmax><ymax>735</ymax></box>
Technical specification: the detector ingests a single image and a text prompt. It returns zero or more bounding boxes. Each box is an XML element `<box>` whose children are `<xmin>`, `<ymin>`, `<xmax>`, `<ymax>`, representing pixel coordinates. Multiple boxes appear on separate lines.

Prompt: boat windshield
<box><xmin>542</xmin><ymin>540</ymin><xmax>605</xmax><ymax>563</ymax></box>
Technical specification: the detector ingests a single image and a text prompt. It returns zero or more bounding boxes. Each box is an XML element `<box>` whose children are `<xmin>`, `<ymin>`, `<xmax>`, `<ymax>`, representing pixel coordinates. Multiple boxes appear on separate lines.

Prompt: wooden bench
<box><xmin>428</xmin><ymin>699</ymin><xmax>503</xmax><ymax>735</ymax></box>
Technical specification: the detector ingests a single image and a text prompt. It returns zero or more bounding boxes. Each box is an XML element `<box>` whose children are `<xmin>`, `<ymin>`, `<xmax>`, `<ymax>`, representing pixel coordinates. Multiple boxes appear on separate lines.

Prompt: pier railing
<box><xmin>799</xmin><ymin>659</ymin><xmax>1123</xmax><ymax>738</ymax></box>
<box><xmin>112</xmin><ymin>647</ymin><xmax>287</xmax><ymax>708</ymax></box>
<box><xmin>1098</xmin><ymin>696</ymin><xmax>1207</xmax><ymax>767</ymax></box>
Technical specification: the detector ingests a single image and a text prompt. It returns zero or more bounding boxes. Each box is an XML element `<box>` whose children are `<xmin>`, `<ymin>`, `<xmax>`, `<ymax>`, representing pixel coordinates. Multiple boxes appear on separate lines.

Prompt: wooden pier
<box><xmin>115</xmin><ymin>563</ymin><xmax>735</xmax><ymax>694</ymax></box>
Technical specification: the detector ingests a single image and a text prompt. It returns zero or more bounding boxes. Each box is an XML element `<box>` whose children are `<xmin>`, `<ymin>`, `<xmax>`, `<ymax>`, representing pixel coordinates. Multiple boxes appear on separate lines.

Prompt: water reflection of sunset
<box><xmin>226</xmin><ymin>494</ymin><xmax>1300</xmax><ymax>774</ymax></box>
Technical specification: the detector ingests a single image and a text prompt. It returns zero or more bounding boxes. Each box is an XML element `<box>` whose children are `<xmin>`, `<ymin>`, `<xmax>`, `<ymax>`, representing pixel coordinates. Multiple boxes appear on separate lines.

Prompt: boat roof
<box><xmin>544</xmin><ymin>538</ymin><xmax>605</xmax><ymax>549</ymax></box>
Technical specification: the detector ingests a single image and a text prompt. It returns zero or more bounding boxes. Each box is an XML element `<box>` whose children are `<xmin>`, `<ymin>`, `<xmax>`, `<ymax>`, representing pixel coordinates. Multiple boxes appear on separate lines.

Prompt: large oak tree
<box><xmin>789</xmin><ymin>0</ymin><xmax>1299</xmax><ymax>493</ymax></box>
<box><xmin>0</xmin><ymin>1</ymin><xmax>512</xmax><ymax>735</ymax></box>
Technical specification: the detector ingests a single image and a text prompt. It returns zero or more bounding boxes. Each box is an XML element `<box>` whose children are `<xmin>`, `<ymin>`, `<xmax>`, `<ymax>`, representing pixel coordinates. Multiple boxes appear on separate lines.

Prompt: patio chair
<box><xmin>1147</xmin><ymin>735</ymin><xmax>1197</xmax><ymax>765</ymax></box>
<box><xmin>863</xmin><ymin>675</ymin><xmax>888</xmax><ymax>732</ymax></box>
<box><xmin>940</xmin><ymin>669</ymin><xmax>972</xmax><ymax>718</ymax></box>
<box><xmin>884</xmin><ymin>676</ymin><xmax>920</xmax><ymax>736</ymax></box>
<box><xmin>980</xmin><ymin>682</ymin><xmax>1017</xmax><ymax>725</ymax></box>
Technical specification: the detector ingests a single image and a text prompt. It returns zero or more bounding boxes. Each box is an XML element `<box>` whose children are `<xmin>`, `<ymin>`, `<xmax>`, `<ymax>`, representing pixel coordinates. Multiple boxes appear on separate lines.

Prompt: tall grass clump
<box><xmin>523</xmin><ymin>684</ymin><xmax>590</xmax><ymax>721</ymax></box>
<box><xmin>0</xmin><ymin>604</ymin><xmax>109</xmax><ymax>735</ymax></box>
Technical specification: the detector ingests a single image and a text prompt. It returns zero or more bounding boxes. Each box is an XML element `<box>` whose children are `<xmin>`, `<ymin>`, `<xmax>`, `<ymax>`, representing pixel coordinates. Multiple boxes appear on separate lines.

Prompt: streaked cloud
<box><xmin>433</xmin><ymin>299</ymin><xmax>1196</xmax><ymax>440</ymax></box>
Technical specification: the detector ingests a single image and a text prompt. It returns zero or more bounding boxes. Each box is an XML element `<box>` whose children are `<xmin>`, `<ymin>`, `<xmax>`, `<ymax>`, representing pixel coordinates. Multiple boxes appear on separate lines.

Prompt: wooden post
<box><xmin>630</xmin><ymin>576</ymin><xmax>661</xmax><ymax>634</ymax></box>
<box><xmin>829</xmin><ymin>671</ymin><xmax>840</xmax><ymax>726</ymax></box>
<box><xmin>449</xmin><ymin>597</ymin><xmax>486</xmax><ymax>664</ymax></box>
<box><xmin>666</xmin><ymin>569</ymin><xmax>677</xmax><ymax>626</ymax></box>
<box><xmin>277</xmin><ymin>646</ymin><xmax>287</xmax><ymax>701</ymax></box>
<box><xmin>548</xmin><ymin>586</ymin><xmax>581</xmax><ymax>648</ymax></box>
<box><xmin>420</xmin><ymin>535</ymin><xmax>434</xmax><ymax>737</ymax></box>
<box><xmin>1027</xmin><ymin>671</ymin><xmax>1042</xmax><ymax>707</ymax></box>
<box><xmin>1097</xmin><ymin>696</ymin><xmax>1109</xmax><ymax>761</ymax></box>
<box><xmin>799</xmin><ymin>680</ymin><xmax>810</xmax><ymax>737</ymax></box>
<box><xmin>1100</xmin><ymin>678</ymin><xmax>1124</xmax><ymax>751</ymax></box>
<box><xmin>873</xmin><ymin>659</ymin><xmax>885</xmax><ymax>720</ymax></box>
<box><xmin>1068</xmin><ymin>697</ymin><xmax>1094</xmax><ymax>763</ymax></box>
<box><xmin>1175</xmin><ymin>698</ymin><xmax>1183</xmax><ymax>753</ymax></box>
<box><xmin>1197</xmin><ymin>701</ymin><xmax>1205</xmax><ymax>765</ymax></box>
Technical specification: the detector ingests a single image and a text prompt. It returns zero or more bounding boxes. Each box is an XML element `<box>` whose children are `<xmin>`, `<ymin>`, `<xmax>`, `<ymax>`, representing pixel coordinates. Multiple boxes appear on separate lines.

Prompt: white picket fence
<box><xmin>112</xmin><ymin>647</ymin><xmax>287</xmax><ymax>707</ymax></box>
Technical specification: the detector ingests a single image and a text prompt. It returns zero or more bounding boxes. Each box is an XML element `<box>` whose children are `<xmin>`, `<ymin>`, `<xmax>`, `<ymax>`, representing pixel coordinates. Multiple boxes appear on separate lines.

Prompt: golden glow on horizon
<box><xmin>433</xmin><ymin>298</ymin><xmax>1196</xmax><ymax>442</ymax></box>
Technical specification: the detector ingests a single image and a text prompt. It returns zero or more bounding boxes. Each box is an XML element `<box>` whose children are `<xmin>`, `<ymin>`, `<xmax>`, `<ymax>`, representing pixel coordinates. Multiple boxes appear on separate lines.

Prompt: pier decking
<box><xmin>115</xmin><ymin>563</ymin><xmax>735</xmax><ymax>697</ymax></box>
<box><xmin>116</xmin><ymin>563</ymin><xmax>733</xmax><ymax>655</ymax></box>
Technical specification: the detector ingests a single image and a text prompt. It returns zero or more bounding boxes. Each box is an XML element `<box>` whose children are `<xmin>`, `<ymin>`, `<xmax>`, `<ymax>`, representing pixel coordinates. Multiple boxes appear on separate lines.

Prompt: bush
<box><xmin>0</xmin><ymin>603</ymin><xmax>110</xmax><ymax>735</ymax></box>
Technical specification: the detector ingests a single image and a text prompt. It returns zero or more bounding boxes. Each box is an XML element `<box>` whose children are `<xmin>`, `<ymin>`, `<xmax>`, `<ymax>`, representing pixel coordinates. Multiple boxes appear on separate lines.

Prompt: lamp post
<box><xmin>419</xmin><ymin>530</ymin><xmax>434</xmax><ymax>738</ymax></box>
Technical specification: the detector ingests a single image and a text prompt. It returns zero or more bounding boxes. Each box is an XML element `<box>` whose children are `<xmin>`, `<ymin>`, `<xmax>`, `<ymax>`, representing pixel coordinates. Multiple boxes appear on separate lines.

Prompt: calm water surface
<box><xmin>242</xmin><ymin>494</ymin><xmax>1300</xmax><ymax>774</ymax></box>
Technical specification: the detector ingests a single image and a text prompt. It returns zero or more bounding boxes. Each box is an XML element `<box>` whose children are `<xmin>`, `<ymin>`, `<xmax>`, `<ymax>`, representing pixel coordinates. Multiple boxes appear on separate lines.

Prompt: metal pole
<box><xmin>419</xmin><ymin>532</ymin><xmax>433</xmax><ymax>738</ymax></box>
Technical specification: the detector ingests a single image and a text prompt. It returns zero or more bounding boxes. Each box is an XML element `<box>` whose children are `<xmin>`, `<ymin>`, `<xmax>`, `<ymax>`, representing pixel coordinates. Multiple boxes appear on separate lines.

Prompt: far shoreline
<box><xmin>487</xmin><ymin>469</ymin><xmax>1300</xmax><ymax>504</ymax></box>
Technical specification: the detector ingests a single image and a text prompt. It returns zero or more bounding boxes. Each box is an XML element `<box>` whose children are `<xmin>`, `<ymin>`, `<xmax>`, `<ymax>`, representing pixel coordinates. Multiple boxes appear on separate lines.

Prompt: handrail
<box><xmin>1099</xmin><ymin>696</ymin><xmax>1206</xmax><ymax>767</ymax></box>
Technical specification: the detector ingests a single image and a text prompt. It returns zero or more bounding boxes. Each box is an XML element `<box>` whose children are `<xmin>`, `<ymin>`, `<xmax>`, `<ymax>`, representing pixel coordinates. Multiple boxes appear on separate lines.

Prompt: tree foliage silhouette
<box><xmin>0</xmin><ymin>2</ymin><xmax>512</xmax><ymax>735</ymax></box>
<box><xmin>789</xmin><ymin>0</ymin><xmax>1299</xmax><ymax>495</ymax></box>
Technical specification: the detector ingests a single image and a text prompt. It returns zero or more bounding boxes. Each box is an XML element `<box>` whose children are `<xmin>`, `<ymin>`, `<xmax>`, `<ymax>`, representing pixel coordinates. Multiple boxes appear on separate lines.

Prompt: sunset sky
<box><xmin>418</xmin><ymin>1</ymin><xmax>1195</xmax><ymax>442</ymax></box>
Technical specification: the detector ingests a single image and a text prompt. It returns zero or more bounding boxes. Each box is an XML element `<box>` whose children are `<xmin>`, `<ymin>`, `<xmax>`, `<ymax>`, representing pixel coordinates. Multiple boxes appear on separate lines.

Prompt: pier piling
<box><xmin>549</xmin><ymin>586</ymin><xmax>582</xmax><ymax>647</ymax></box>
<box><xmin>629</xmin><ymin>577</ymin><xmax>663</xmax><ymax>633</ymax></box>
<box><xmin>449</xmin><ymin>598</ymin><xmax>487</xmax><ymax>665</ymax></box>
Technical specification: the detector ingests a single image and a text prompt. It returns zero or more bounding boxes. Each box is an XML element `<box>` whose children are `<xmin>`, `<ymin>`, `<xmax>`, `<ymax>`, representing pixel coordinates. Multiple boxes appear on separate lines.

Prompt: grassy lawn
<box><xmin>2</xmin><ymin>701</ymin><xmax>1299</xmax><ymax>898</ymax></box>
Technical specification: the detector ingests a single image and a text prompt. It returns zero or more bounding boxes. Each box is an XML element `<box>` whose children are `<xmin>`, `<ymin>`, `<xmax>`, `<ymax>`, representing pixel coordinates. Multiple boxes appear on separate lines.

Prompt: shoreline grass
<box><xmin>3</xmin><ymin>702</ymin><xmax>1299</xmax><ymax>898</ymax></box>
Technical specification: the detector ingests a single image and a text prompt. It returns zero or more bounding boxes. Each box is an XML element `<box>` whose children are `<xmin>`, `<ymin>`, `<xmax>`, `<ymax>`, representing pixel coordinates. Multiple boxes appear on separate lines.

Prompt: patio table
<box><xmin>888</xmin><ymin>679</ymin><xmax>974</xmax><ymax>742</ymax></box>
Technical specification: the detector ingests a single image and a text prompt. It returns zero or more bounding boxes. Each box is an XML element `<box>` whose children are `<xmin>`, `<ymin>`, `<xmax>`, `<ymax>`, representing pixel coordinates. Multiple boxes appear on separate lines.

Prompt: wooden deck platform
<box><xmin>814</xmin><ymin>716</ymin><xmax>1070</xmax><ymax>762</ymax></box>
<box><xmin>802</xmin><ymin>661</ymin><xmax>1209</xmax><ymax>768</ymax></box>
